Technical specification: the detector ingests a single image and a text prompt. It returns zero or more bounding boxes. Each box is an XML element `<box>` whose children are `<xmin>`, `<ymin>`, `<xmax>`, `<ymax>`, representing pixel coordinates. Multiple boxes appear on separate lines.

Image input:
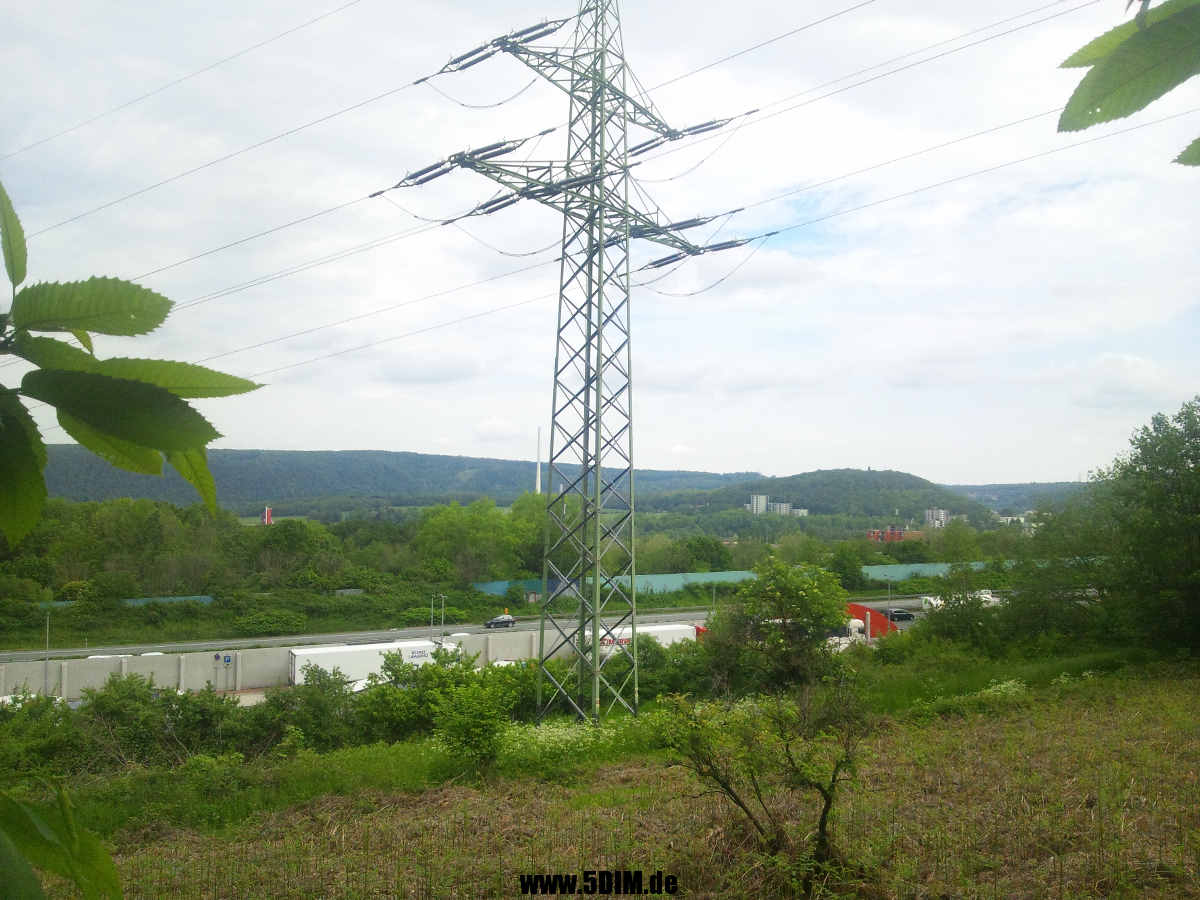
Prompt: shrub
<box><xmin>433</xmin><ymin>680</ymin><xmax>512</xmax><ymax>772</ymax></box>
<box><xmin>257</xmin><ymin>664</ymin><xmax>356</xmax><ymax>752</ymax></box>
<box><xmin>0</xmin><ymin>691</ymin><xmax>89</xmax><ymax>776</ymax></box>
<box><xmin>232</xmin><ymin>609</ymin><xmax>307</xmax><ymax>636</ymax></box>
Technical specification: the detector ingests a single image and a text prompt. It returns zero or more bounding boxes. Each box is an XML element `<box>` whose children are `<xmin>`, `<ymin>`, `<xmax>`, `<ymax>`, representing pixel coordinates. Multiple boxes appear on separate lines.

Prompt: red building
<box><xmin>866</xmin><ymin>526</ymin><xmax>921</xmax><ymax>543</ymax></box>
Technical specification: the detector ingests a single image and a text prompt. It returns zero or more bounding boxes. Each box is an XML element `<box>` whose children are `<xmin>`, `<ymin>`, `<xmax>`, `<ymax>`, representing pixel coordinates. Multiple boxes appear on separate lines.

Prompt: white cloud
<box><xmin>3</xmin><ymin>0</ymin><xmax>1197</xmax><ymax>484</ymax></box>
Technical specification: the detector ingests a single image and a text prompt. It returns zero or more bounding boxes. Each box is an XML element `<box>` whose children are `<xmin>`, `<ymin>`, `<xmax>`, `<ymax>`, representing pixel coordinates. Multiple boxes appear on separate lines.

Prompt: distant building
<box><xmin>867</xmin><ymin>526</ymin><xmax>919</xmax><ymax>543</ymax></box>
<box><xmin>750</xmin><ymin>494</ymin><xmax>769</xmax><ymax>515</ymax></box>
<box><xmin>767</xmin><ymin>500</ymin><xmax>791</xmax><ymax>516</ymax></box>
<box><xmin>924</xmin><ymin>508</ymin><xmax>949</xmax><ymax>528</ymax></box>
<box><xmin>792</xmin><ymin>508</ymin><xmax>809</xmax><ymax>517</ymax></box>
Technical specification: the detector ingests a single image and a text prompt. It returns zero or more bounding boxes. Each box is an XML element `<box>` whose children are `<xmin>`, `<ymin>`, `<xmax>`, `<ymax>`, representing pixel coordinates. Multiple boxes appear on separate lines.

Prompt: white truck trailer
<box><xmin>288</xmin><ymin>639</ymin><xmax>442</xmax><ymax>685</ymax></box>
<box><xmin>598</xmin><ymin>623</ymin><xmax>704</xmax><ymax>655</ymax></box>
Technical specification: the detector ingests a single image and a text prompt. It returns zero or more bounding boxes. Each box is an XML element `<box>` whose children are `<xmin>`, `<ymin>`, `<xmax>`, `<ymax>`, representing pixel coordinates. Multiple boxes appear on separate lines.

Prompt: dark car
<box><xmin>885</xmin><ymin>608</ymin><xmax>915</xmax><ymax>622</ymax></box>
<box><xmin>484</xmin><ymin>614</ymin><xmax>516</xmax><ymax>628</ymax></box>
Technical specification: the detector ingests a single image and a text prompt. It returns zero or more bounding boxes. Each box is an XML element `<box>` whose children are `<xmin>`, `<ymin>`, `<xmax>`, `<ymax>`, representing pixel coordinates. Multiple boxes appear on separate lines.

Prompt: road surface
<box><xmin>0</xmin><ymin>609</ymin><xmax>710</xmax><ymax>663</ymax></box>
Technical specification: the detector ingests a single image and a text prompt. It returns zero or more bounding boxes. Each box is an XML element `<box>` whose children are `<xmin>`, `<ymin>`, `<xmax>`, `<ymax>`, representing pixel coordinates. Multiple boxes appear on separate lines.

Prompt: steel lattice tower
<box><xmin>389</xmin><ymin>0</ymin><xmax>742</xmax><ymax>719</ymax></box>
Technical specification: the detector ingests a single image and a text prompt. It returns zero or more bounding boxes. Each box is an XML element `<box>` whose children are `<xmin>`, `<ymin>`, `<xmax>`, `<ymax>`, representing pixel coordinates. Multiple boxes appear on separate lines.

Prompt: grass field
<box><xmin>50</xmin><ymin>662</ymin><xmax>1200</xmax><ymax>898</ymax></box>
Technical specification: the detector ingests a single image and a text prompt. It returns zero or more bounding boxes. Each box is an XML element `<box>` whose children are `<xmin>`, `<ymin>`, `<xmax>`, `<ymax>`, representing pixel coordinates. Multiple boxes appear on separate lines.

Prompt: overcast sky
<box><xmin>2</xmin><ymin>0</ymin><xmax>1197</xmax><ymax>485</ymax></box>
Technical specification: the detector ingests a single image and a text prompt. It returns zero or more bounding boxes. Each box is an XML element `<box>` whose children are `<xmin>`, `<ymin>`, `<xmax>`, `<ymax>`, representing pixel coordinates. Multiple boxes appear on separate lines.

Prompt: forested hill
<box><xmin>641</xmin><ymin>468</ymin><xmax>994</xmax><ymax>523</ymax></box>
<box><xmin>942</xmin><ymin>481</ymin><xmax>1086</xmax><ymax>513</ymax></box>
<box><xmin>42</xmin><ymin>445</ymin><xmax>757</xmax><ymax>509</ymax></box>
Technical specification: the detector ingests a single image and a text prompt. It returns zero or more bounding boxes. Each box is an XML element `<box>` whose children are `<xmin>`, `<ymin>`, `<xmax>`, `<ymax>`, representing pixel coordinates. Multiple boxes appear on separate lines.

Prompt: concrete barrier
<box><xmin>3</xmin><ymin>619</ymin><xmax>703</xmax><ymax>702</ymax></box>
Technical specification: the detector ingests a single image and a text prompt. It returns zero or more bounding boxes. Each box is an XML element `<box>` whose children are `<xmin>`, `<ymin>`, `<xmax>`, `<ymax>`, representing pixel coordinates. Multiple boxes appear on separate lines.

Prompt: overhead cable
<box><xmin>25</xmin><ymin>12</ymin><xmax>580</xmax><ymax>239</ymax></box>
<box><xmin>636</xmin><ymin>0</ymin><xmax>1101</xmax><ymax>173</ymax></box>
<box><xmin>641</xmin><ymin>105</ymin><xmax>1200</xmax><ymax>268</ymax></box>
<box><xmin>648</xmin><ymin>0</ymin><xmax>881</xmax><ymax>91</ymax></box>
<box><xmin>36</xmin><ymin>0</ymin><xmax>1066</xmax><ymax>277</ymax></box>
<box><xmin>73</xmin><ymin>101</ymin><xmax>1189</xmax><ymax>389</ymax></box>
<box><xmin>1</xmin><ymin>0</ymin><xmax>370</xmax><ymax>162</ymax></box>
<box><xmin>246</xmin><ymin>294</ymin><xmax>554</xmax><ymax>379</ymax></box>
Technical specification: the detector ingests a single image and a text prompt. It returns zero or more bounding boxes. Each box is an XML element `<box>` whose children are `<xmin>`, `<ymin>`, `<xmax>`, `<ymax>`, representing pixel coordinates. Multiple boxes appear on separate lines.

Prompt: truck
<box><xmin>598</xmin><ymin>623</ymin><xmax>705</xmax><ymax>655</ymax></box>
<box><xmin>288</xmin><ymin>639</ymin><xmax>445</xmax><ymax>685</ymax></box>
<box><xmin>827</xmin><ymin>617</ymin><xmax>866</xmax><ymax>652</ymax></box>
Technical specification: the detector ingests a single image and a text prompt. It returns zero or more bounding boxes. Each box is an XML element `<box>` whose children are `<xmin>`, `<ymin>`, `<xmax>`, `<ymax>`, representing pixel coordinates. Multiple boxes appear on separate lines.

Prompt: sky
<box><xmin>1</xmin><ymin>0</ymin><xmax>1197</xmax><ymax>485</ymax></box>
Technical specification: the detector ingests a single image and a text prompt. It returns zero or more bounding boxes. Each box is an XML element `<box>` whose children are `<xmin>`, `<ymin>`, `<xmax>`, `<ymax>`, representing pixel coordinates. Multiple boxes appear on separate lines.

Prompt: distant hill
<box><xmin>941</xmin><ymin>482</ymin><xmax>1087</xmax><ymax>513</ymax></box>
<box><xmin>641</xmin><ymin>468</ymin><xmax>994</xmax><ymax>524</ymax></box>
<box><xmin>42</xmin><ymin>445</ymin><xmax>758</xmax><ymax>510</ymax></box>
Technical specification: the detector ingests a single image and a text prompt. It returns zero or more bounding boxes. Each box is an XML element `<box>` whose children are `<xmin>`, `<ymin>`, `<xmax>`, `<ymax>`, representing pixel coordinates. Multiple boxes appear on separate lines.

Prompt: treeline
<box><xmin>917</xmin><ymin>396</ymin><xmax>1200</xmax><ymax>653</ymax></box>
<box><xmin>0</xmin><ymin>489</ymin><xmax>1032</xmax><ymax>646</ymax></box>
<box><xmin>641</xmin><ymin>468</ymin><xmax>994</xmax><ymax>523</ymax></box>
<box><xmin>43</xmin><ymin>445</ymin><xmax>754</xmax><ymax>508</ymax></box>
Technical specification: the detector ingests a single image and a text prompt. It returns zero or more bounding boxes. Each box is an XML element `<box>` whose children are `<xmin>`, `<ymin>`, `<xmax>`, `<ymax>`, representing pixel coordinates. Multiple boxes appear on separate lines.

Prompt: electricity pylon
<box><xmin>386</xmin><ymin>1</ymin><xmax>746</xmax><ymax>720</ymax></box>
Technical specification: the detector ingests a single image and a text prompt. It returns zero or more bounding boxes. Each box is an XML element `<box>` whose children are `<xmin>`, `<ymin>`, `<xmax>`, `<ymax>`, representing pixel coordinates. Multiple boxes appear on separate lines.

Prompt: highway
<box><xmin>0</xmin><ymin>608</ymin><xmax>711</xmax><ymax>664</ymax></box>
<box><xmin>0</xmin><ymin>595</ymin><xmax>930</xmax><ymax>664</ymax></box>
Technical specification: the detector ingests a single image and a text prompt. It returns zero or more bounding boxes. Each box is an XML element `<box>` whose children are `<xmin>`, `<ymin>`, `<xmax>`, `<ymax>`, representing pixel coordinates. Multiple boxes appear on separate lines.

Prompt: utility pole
<box><xmin>388</xmin><ymin>0</ymin><xmax>749</xmax><ymax>720</ymax></box>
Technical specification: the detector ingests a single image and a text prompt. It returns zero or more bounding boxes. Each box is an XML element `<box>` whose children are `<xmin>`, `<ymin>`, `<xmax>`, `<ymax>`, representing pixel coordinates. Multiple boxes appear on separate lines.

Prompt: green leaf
<box><xmin>20</xmin><ymin>369</ymin><xmax>220</xmax><ymax>451</ymax></box>
<box><xmin>167</xmin><ymin>447</ymin><xmax>217</xmax><ymax>511</ymax></box>
<box><xmin>10</xmin><ymin>339</ymin><xmax>258</xmax><ymax>399</ymax></box>
<box><xmin>0</xmin><ymin>391</ymin><xmax>47</xmax><ymax>545</ymax></box>
<box><xmin>0</xmin><ymin>823</ymin><xmax>48</xmax><ymax>900</ymax></box>
<box><xmin>0</xmin><ymin>180</ymin><xmax>27</xmax><ymax>289</ymax></box>
<box><xmin>0</xmin><ymin>183</ymin><xmax>26</xmax><ymax>292</ymax></box>
<box><xmin>10</xmin><ymin>334</ymin><xmax>96</xmax><ymax>372</ymax></box>
<box><xmin>1062</xmin><ymin>0</ymin><xmax>1200</xmax><ymax>67</ymax></box>
<box><xmin>1175</xmin><ymin>134</ymin><xmax>1200</xmax><ymax>163</ymax></box>
<box><xmin>71</xmin><ymin>330</ymin><xmax>95</xmax><ymax>355</ymax></box>
<box><xmin>1059</xmin><ymin>6</ymin><xmax>1200</xmax><ymax>132</ymax></box>
<box><xmin>10</xmin><ymin>278</ymin><xmax>172</xmax><ymax>336</ymax></box>
<box><xmin>0</xmin><ymin>793</ymin><xmax>120</xmax><ymax>900</ymax></box>
<box><xmin>58</xmin><ymin>411</ymin><xmax>164</xmax><ymax>475</ymax></box>
<box><xmin>91</xmin><ymin>358</ymin><xmax>260</xmax><ymax>398</ymax></box>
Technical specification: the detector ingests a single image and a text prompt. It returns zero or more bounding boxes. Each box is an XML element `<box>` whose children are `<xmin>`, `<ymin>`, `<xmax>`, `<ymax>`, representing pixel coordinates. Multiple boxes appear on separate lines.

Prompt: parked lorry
<box><xmin>288</xmin><ymin>639</ymin><xmax>446</xmax><ymax>685</ymax></box>
<box><xmin>598</xmin><ymin>622</ymin><xmax>706</xmax><ymax>655</ymax></box>
<box><xmin>827</xmin><ymin>617</ymin><xmax>866</xmax><ymax>652</ymax></box>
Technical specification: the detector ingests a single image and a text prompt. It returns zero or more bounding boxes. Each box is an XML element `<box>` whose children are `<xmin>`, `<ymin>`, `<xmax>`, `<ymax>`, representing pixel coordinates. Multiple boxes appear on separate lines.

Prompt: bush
<box><xmin>232</xmin><ymin>609</ymin><xmax>307</xmax><ymax>636</ymax></box>
<box><xmin>434</xmin><ymin>680</ymin><xmax>512</xmax><ymax>772</ymax></box>
<box><xmin>357</xmin><ymin>649</ymin><xmax>479</xmax><ymax>741</ymax></box>
<box><xmin>0</xmin><ymin>692</ymin><xmax>89</xmax><ymax>776</ymax></box>
<box><xmin>257</xmin><ymin>664</ymin><xmax>356</xmax><ymax>753</ymax></box>
<box><xmin>57</xmin><ymin>579</ymin><xmax>97</xmax><ymax>604</ymax></box>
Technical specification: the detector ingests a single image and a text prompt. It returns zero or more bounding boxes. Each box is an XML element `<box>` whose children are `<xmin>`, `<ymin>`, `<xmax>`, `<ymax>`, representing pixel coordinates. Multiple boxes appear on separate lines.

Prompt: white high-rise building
<box><xmin>750</xmin><ymin>494</ymin><xmax>769</xmax><ymax>515</ymax></box>
<box><xmin>925</xmin><ymin>508</ymin><xmax>950</xmax><ymax>528</ymax></box>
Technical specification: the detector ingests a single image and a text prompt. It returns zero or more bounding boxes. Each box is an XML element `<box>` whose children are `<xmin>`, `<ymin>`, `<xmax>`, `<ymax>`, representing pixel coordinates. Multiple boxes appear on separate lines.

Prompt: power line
<box><xmin>131</xmin><ymin>197</ymin><xmax>369</xmax><ymax>281</ymax></box>
<box><xmin>757</xmin><ymin>0</ymin><xmax>1084</xmax><ymax>114</ymax></box>
<box><xmin>24</xmin><ymin>14</ymin><xmax>581</xmax><ymax>240</ymax></box>
<box><xmin>209</xmin><ymin>105</ymin><xmax>1200</xmax><ymax>383</ymax></box>
<box><xmin>0</xmin><ymin>101</ymin><xmax>1115</xmax><ymax>380</ymax></box>
<box><xmin>737</xmin><ymin>108</ymin><xmax>1063</xmax><ymax>213</ymax></box>
<box><xmin>422</xmin><ymin>76</ymin><xmax>539</xmax><ymax>109</ymax></box>
<box><xmin>26</xmin><ymin>81</ymin><xmax>419</xmax><ymax>239</ymax></box>
<box><xmin>246</xmin><ymin>294</ymin><xmax>553</xmax><ymax>379</ymax></box>
<box><xmin>172</xmin><ymin>218</ymin><xmax>441</xmax><ymax>311</ymax></box>
<box><xmin>650</xmin><ymin>106</ymin><xmax>1200</xmax><ymax>264</ymax></box>
<box><xmin>648</xmin><ymin>0</ymin><xmax>881</xmax><ymax>91</ymax></box>
<box><xmin>1</xmin><ymin>0</ymin><xmax>371</xmax><ymax>162</ymax></box>
<box><xmin>635</xmin><ymin>0</ymin><xmax>1100</xmax><ymax>174</ymax></box>
<box><xmin>19</xmin><ymin>99</ymin><xmax>1187</xmax><ymax>415</ymax></box>
<box><xmin>21</xmin><ymin>0</ymin><xmax>1070</xmax><ymax>279</ymax></box>
<box><xmin>193</xmin><ymin>258</ymin><xmax>561</xmax><ymax>365</ymax></box>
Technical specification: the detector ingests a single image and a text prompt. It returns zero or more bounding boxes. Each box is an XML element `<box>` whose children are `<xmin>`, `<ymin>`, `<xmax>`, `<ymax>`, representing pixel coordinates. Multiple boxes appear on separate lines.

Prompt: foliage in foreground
<box><xmin>662</xmin><ymin>680</ymin><xmax>867</xmax><ymax>867</ymax></box>
<box><xmin>1058</xmin><ymin>0</ymin><xmax>1200</xmax><ymax>165</ymax></box>
<box><xmin>40</xmin><ymin>659</ymin><xmax>1198</xmax><ymax>898</ymax></box>
<box><xmin>0</xmin><ymin>180</ymin><xmax>258</xmax><ymax>548</ymax></box>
